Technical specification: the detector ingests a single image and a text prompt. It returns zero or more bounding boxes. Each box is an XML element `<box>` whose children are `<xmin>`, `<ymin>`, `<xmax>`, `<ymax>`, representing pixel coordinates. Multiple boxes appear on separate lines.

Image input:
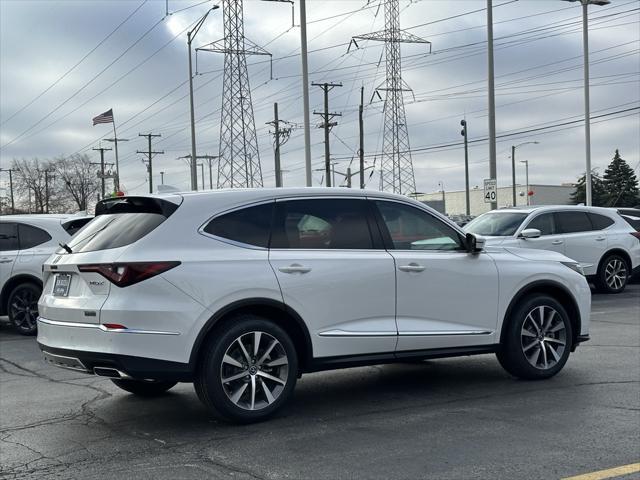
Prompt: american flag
<box><xmin>92</xmin><ymin>109</ymin><xmax>113</xmax><ymax>126</ymax></box>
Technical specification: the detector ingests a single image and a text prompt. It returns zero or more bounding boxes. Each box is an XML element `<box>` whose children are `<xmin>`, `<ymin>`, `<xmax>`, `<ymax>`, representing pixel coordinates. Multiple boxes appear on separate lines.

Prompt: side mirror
<box><xmin>520</xmin><ymin>228</ymin><xmax>541</xmax><ymax>239</ymax></box>
<box><xmin>465</xmin><ymin>233</ymin><xmax>485</xmax><ymax>253</ymax></box>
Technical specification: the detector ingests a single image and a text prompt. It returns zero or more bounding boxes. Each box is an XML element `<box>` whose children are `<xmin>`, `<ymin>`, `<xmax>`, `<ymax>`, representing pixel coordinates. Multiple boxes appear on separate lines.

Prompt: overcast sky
<box><xmin>1</xmin><ymin>0</ymin><xmax>638</xmax><ymax>200</ymax></box>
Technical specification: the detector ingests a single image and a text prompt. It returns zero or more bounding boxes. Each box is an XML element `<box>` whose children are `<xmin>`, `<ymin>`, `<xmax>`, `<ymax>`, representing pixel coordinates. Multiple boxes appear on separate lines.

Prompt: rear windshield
<box><xmin>62</xmin><ymin>218</ymin><xmax>93</xmax><ymax>236</ymax></box>
<box><xmin>464</xmin><ymin>212</ymin><xmax>529</xmax><ymax>236</ymax></box>
<box><xmin>620</xmin><ymin>214</ymin><xmax>640</xmax><ymax>231</ymax></box>
<box><xmin>59</xmin><ymin>197</ymin><xmax>179</xmax><ymax>254</ymax></box>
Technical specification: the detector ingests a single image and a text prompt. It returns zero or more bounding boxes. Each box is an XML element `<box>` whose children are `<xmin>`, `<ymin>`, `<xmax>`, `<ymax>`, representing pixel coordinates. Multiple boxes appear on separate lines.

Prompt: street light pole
<box><xmin>187</xmin><ymin>6</ymin><xmax>218</xmax><ymax>192</ymax></box>
<box><xmin>564</xmin><ymin>0</ymin><xmax>610</xmax><ymax>205</ymax></box>
<box><xmin>511</xmin><ymin>141</ymin><xmax>539</xmax><ymax>207</ymax></box>
<box><xmin>461</xmin><ymin>120</ymin><xmax>470</xmax><ymax>216</ymax></box>
<box><xmin>300</xmin><ymin>0</ymin><xmax>312</xmax><ymax>187</ymax></box>
<box><xmin>487</xmin><ymin>0</ymin><xmax>497</xmax><ymax>210</ymax></box>
<box><xmin>520</xmin><ymin>160</ymin><xmax>530</xmax><ymax>206</ymax></box>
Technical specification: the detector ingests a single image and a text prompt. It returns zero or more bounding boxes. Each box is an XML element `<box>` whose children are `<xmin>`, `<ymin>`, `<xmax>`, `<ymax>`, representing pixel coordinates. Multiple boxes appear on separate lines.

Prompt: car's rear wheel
<box><xmin>595</xmin><ymin>254</ymin><xmax>629</xmax><ymax>294</ymax></box>
<box><xmin>8</xmin><ymin>282</ymin><xmax>41</xmax><ymax>335</ymax></box>
<box><xmin>194</xmin><ymin>315</ymin><xmax>298</xmax><ymax>423</ymax></box>
<box><xmin>497</xmin><ymin>294</ymin><xmax>573</xmax><ymax>380</ymax></box>
<box><xmin>111</xmin><ymin>379</ymin><xmax>177</xmax><ymax>397</ymax></box>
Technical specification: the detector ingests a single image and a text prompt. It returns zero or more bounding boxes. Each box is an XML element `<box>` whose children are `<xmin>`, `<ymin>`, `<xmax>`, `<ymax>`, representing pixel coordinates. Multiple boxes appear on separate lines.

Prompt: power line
<box><xmin>0</xmin><ymin>0</ymin><xmax>148</xmax><ymax>127</ymax></box>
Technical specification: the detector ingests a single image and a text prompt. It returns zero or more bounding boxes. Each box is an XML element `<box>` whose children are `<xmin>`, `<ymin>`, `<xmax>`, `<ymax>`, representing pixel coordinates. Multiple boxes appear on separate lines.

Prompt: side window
<box><xmin>271</xmin><ymin>199</ymin><xmax>373</xmax><ymax>249</ymax></box>
<box><xmin>555</xmin><ymin>212</ymin><xmax>593</xmax><ymax>234</ymax></box>
<box><xmin>525</xmin><ymin>213</ymin><xmax>555</xmax><ymax>236</ymax></box>
<box><xmin>18</xmin><ymin>224</ymin><xmax>52</xmax><ymax>249</ymax></box>
<box><xmin>203</xmin><ymin>202</ymin><xmax>274</xmax><ymax>248</ymax></box>
<box><xmin>375</xmin><ymin>201</ymin><xmax>463</xmax><ymax>251</ymax></box>
<box><xmin>0</xmin><ymin>223</ymin><xmax>19</xmax><ymax>251</ymax></box>
<box><xmin>588</xmin><ymin>213</ymin><xmax>614</xmax><ymax>230</ymax></box>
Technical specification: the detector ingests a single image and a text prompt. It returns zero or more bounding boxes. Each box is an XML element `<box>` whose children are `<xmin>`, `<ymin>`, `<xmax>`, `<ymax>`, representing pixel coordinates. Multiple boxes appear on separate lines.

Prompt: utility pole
<box><xmin>104</xmin><ymin>137</ymin><xmax>128</xmax><ymax>192</ymax></box>
<box><xmin>300</xmin><ymin>0</ymin><xmax>312</xmax><ymax>187</ymax></box>
<box><xmin>0</xmin><ymin>168</ymin><xmax>15</xmax><ymax>213</ymax></box>
<box><xmin>92</xmin><ymin>146</ymin><xmax>112</xmax><ymax>199</ymax></box>
<box><xmin>199</xmin><ymin>155</ymin><xmax>218</xmax><ymax>189</ymax></box>
<box><xmin>160</xmin><ymin>171</ymin><xmax>165</xmax><ymax>185</ymax></box>
<box><xmin>358</xmin><ymin>86</ymin><xmax>365</xmax><ymax>189</ymax></box>
<box><xmin>44</xmin><ymin>168</ymin><xmax>54</xmax><ymax>214</ymax></box>
<box><xmin>267</xmin><ymin>102</ymin><xmax>293</xmax><ymax>187</ymax></box>
<box><xmin>312</xmin><ymin>82</ymin><xmax>342</xmax><ymax>188</ymax></box>
<box><xmin>198</xmin><ymin>163</ymin><xmax>205</xmax><ymax>190</ymax></box>
<box><xmin>460</xmin><ymin>120</ymin><xmax>470</xmax><ymax>217</ymax></box>
<box><xmin>487</xmin><ymin>0</ymin><xmax>497</xmax><ymax>210</ymax></box>
<box><xmin>137</xmin><ymin>133</ymin><xmax>164</xmax><ymax>194</ymax></box>
<box><xmin>521</xmin><ymin>160</ymin><xmax>530</xmax><ymax>206</ymax></box>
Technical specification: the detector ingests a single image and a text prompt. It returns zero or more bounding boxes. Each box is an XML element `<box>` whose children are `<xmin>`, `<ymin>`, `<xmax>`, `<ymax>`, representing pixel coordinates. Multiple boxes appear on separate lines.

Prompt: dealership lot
<box><xmin>1</xmin><ymin>286</ymin><xmax>638</xmax><ymax>480</ymax></box>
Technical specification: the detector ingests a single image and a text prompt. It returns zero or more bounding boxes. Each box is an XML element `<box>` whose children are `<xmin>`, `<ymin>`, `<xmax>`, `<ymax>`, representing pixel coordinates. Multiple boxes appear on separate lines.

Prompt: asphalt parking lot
<box><xmin>1</xmin><ymin>285</ymin><xmax>638</xmax><ymax>480</ymax></box>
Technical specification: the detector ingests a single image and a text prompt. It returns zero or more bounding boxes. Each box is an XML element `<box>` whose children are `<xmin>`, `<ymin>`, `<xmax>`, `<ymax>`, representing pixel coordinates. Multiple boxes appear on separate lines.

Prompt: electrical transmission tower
<box><xmin>353</xmin><ymin>0</ymin><xmax>431</xmax><ymax>195</ymax></box>
<box><xmin>197</xmin><ymin>0</ymin><xmax>271</xmax><ymax>189</ymax></box>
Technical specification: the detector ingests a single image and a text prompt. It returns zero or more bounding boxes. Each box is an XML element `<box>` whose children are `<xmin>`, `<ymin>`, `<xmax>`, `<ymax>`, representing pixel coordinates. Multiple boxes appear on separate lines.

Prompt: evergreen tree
<box><xmin>603</xmin><ymin>150</ymin><xmax>639</xmax><ymax>207</ymax></box>
<box><xmin>570</xmin><ymin>170</ymin><xmax>607</xmax><ymax>206</ymax></box>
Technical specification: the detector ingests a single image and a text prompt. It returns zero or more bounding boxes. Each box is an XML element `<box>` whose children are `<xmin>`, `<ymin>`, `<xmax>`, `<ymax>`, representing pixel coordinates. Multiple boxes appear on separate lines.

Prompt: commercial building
<box><xmin>418</xmin><ymin>184</ymin><xmax>575</xmax><ymax>216</ymax></box>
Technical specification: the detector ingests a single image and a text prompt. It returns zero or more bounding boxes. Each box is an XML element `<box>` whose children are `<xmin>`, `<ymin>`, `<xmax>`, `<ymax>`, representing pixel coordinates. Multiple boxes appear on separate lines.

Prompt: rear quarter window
<box><xmin>588</xmin><ymin>213</ymin><xmax>615</xmax><ymax>230</ymax></box>
<box><xmin>62</xmin><ymin>218</ymin><xmax>93</xmax><ymax>236</ymax></box>
<box><xmin>18</xmin><ymin>223</ymin><xmax>52</xmax><ymax>249</ymax></box>
<box><xmin>203</xmin><ymin>203</ymin><xmax>274</xmax><ymax>248</ymax></box>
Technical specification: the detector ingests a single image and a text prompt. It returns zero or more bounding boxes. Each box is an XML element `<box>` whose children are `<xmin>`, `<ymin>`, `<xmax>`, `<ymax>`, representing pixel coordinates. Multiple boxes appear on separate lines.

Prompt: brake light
<box><xmin>631</xmin><ymin>232</ymin><xmax>640</xmax><ymax>242</ymax></box>
<box><xmin>78</xmin><ymin>262</ymin><xmax>180</xmax><ymax>287</ymax></box>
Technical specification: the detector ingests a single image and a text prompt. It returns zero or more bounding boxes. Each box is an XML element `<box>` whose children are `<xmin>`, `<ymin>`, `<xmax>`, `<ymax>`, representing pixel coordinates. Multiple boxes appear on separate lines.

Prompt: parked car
<box><xmin>38</xmin><ymin>189</ymin><xmax>591</xmax><ymax>423</ymax></box>
<box><xmin>464</xmin><ymin>205</ymin><xmax>640</xmax><ymax>294</ymax></box>
<box><xmin>0</xmin><ymin>214</ymin><xmax>93</xmax><ymax>334</ymax></box>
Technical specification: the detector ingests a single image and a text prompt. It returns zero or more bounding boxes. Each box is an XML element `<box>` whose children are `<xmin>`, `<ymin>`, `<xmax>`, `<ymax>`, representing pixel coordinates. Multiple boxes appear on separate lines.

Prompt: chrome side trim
<box><xmin>318</xmin><ymin>330</ymin><xmax>397</xmax><ymax>337</ymax></box>
<box><xmin>37</xmin><ymin>317</ymin><xmax>180</xmax><ymax>336</ymax></box>
<box><xmin>398</xmin><ymin>330</ymin><xmax>493</xmax><ymax>336</ymax></box>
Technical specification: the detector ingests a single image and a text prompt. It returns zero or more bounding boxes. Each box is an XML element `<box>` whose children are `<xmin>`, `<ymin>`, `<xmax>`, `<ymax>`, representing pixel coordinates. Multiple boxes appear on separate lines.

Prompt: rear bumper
<box><xmin>38</xmin><ymin>343</ymin><xmax>193</xmax><ymax>382</ymax></box>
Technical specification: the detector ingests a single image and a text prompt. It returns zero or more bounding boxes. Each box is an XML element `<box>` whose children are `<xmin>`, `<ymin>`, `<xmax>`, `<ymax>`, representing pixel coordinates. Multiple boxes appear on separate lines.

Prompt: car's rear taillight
<box><xmin>78</xmin><ymin>262</ymin><xmax>180</xmax><ymax>287</ymax></box>
<box><xmin>630</xmin><ymin>232</ymin><xmax>640</xmax><ymax>242</ymax></box>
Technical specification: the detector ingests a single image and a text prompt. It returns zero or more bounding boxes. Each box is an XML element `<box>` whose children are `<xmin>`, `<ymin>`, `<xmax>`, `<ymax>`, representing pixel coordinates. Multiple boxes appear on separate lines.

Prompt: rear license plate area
<box><xmin>53</xmin><ymin>274</ymin><xmax>71</xmax><ymax>297</ymax></box>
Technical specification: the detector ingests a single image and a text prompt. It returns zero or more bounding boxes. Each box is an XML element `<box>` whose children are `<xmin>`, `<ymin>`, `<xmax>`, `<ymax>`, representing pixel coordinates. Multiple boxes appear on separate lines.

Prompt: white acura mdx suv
<box><xmin>464</xmin><ymin>206</ymin><xmax>640</xmax><ymax>294</ymax></box>
<box><xmin>38</xmin><ymin>189</ymin><xmax>591</xmax><ymax>422</ymax></box>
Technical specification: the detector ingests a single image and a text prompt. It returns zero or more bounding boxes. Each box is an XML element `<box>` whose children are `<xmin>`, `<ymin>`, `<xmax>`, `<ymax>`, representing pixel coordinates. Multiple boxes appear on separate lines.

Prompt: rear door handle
<box><xmin>278</xmin><ymin>264</ymin><xmax>312</xmax><ymax>274</ymax></box>
<box><xmin>398</xmin><ymin>263</ymin><xmax>426</xmax><ymax>273</ymax></box>
<box><xmin>0</xmin><ymin>258</ymin><xmax>14</xmax><ymax>264</ymax></box>
<box><xmin>595</xmin><ymin>237</ymin><xmax>606</xmax><ymax>242</ymax></box>
<box><xmin>551</xmin><ymin>240</ymin><xmax>564</xmax><ymax>245</ymax></box>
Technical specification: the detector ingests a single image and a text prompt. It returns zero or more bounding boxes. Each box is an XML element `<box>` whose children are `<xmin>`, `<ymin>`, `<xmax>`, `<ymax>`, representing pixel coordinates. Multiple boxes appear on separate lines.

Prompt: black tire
<box><xmin>8</xmin><ymin>282</ymin><xmax>41</xmax><ymax>336</ymax></box>
<box><xmin>111</xmin><ymin>379</ymin><xmax>177</xmax><ymax>397</ymax></box>
<box><xmin>594</xmin><ymin>254</ymin><xmax>629</xmax><ymax>294</ymax></box>
<box><xmin>497</xmin><ymin>294</ymin><xmax>573</xmax><ymax>380</ymax></box>
<box><xmin>194</xmin><ymin>314</ymin><xmax>298</xmax><ymax>423</ymax></box>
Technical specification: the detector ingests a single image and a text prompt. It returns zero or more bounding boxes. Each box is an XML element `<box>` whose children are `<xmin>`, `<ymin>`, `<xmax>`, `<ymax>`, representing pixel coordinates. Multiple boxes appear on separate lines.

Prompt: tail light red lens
<box><xmin>78</xmin><ymin>262</ymin><xmax>180</xmax><ymax>288</ymax></box>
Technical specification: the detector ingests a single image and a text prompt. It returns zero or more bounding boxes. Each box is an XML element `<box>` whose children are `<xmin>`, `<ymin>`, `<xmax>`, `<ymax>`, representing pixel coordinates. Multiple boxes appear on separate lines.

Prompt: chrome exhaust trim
<box><xmin>93</xmin><ymin>367</ymin><xmax>131</xmax><ymax>379</ymax></box>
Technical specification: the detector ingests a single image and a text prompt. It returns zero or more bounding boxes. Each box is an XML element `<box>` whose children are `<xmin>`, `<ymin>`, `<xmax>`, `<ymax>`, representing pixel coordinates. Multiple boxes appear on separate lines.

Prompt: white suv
<box><xmin>0</xmin><ymin>214</ymin><xmax>92</xmax><ymax>334</ymax></box>
<box><xmin>37</xmin><ymin>189</ymin><xmax>591</xmax><ymax>422</ymax></box>
<box><xmin>464</xmin><ymin>206</ymin><xmax>640</xmax><ymax>294</ymax></box>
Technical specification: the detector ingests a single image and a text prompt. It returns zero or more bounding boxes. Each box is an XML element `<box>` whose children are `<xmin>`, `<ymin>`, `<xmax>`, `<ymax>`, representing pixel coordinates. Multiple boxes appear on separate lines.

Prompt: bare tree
<box><xmin>10</xmin><ymin>157</ymin><xmax>68</xmax><ymax>213</ymax></box>
<box><xmin>54</xmin><ymin>154</ymin><xmax>100</xmax><ymax>212</ymax></box>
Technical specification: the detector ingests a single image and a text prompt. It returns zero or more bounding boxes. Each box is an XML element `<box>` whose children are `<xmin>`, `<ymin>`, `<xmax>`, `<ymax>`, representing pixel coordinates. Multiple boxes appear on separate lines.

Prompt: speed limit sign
<box><xmin>484</xmin><ymin>179</ymin><xmax>497</xmax><ymax>204</ymax></box>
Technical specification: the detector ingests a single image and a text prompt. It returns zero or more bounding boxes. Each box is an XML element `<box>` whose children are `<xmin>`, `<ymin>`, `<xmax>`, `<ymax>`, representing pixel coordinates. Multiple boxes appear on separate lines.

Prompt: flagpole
<box><xmin>112</xmin><ymin>114</ymin><xmax>120</xmax><ymax>192</ymax></box>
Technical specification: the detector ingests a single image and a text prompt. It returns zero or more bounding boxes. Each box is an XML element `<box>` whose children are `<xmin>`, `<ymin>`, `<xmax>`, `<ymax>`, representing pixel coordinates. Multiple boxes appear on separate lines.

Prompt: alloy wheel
<box><xmin>9</xmin><ymin>287</ymin><xmax>39</xmax><ymax>333</ymax></box>
<box><xmin>605</xmin><ymin>258</ymin><xmax>627</xmax><ymax>290</ymax></box>
<box><xmin>520</xmin><ymin>305</ymin><xmax>566</xmax><ymax>370</ymax></box>
<box><xmin>220</xmin><ymin>331</ymin><xmax>289</xmax><ymax>411</ymax></box>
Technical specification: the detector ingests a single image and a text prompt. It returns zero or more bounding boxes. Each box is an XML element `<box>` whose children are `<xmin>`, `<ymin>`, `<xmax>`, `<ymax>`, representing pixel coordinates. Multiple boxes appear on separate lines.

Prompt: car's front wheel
<box><xmin>194</xmin><ymin>315</ymin><xmax>298</xmax><ymax>423</ymax></box>
<box><xmin>595</xmin><ymin>254</ymin><xmax>629</xmax><ymax>294</ymax></box>
<box><xmin>497</xmin><ymin>294</ymin><xmax>573</xmax><ymax>380</ymax></box>
<box><xmin>111</xmin><ymin>379</ymin><xmax>177</xmax><ymax>397</ymax></box>
<box><xmin>8</xmin><ymin>282</ymin><xmax>41</xmax><ymax>335</ymax></box>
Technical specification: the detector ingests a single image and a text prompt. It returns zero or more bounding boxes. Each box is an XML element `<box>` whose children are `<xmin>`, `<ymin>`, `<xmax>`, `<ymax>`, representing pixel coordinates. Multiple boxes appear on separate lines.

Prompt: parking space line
<box><xmin>562</xmin><ymin>463</ymin><xmax>640</xmax><ymax>480</ymax></box>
